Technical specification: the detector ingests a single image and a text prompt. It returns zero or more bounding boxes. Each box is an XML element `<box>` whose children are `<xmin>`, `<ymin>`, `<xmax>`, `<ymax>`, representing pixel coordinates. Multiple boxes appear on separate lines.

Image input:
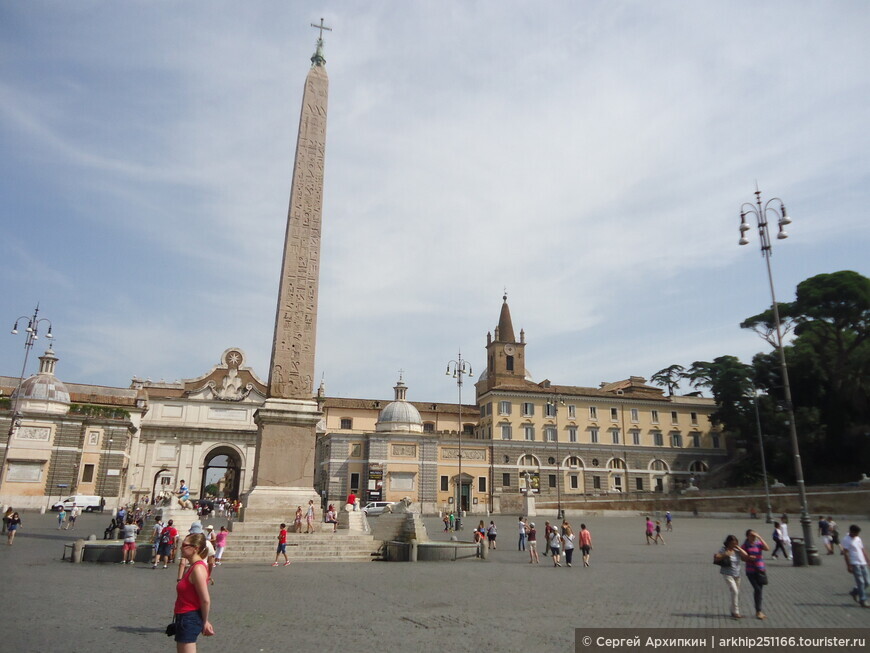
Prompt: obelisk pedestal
<box><xmin>238</xmin><ymin>399</ymin><xmax>321</xmax><ymax>522</ymax></box>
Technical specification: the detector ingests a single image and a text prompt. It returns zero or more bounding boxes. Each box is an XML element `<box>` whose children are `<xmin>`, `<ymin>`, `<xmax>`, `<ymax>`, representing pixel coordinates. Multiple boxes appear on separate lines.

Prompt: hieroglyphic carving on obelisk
<box><xmin>268</xmin><ymin>20</ymin><xmax>331</xmax><ymax>400</ymax></box>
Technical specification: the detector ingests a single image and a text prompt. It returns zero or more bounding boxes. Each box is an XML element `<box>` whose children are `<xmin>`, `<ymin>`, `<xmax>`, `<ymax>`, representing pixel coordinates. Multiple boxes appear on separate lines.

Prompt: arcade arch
<box><xmin>200</xmin><ymin>445</ymin><xmax>245</xmax><ymax>501</ymax></box>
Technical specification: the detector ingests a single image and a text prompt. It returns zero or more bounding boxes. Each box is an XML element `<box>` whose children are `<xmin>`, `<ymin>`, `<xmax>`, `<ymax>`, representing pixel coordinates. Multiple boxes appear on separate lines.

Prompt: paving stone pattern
<box><xmin>2</xmin><ymin>511</ymin><xmax>867</xmax><ymax>652</ymax></box>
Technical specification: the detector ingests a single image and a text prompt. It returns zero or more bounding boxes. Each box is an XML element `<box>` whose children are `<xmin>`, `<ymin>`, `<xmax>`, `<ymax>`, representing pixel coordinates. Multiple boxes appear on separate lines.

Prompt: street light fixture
<box><xmin>751</xmin><ymin>389</ymin><xmax>774</xmax><ymax>523</ymax></box>
<box><xmin>446</xmin><ymin>352</ymin><xmax>473</xmax><ymax>529</ymax></box>
<box><xmin>738</xmin><ymin>185</ymin><xmax>818</xmax><ymax>564</ymax></box>
<box><xmin>546</xmin><ymin>395</ymin><xmax>564</xmax><ymax>520</ymax></box>
<box><xmin>1</xmin><ymin>305</ymin><xmax>53</xmax><ymax>493</ymax></box>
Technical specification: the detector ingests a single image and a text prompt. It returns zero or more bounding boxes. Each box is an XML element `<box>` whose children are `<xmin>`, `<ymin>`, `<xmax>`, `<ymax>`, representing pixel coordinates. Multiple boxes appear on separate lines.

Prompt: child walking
<box><xmin>273</xmin><ymin>523</ymin><xmax>291</xmax><ymax>566</ymax></box>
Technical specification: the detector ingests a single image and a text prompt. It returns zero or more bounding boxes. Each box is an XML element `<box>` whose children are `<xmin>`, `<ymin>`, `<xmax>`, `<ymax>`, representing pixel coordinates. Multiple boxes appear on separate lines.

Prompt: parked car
<box><xmin>51</xmin><ymin>495</ymin><xmax>103</xmax><ymax>512</ymax></box>
<box><xmin>361</xmin><ymin>501</ymin><xmax>394</xmax><ymax>516</ymax></box>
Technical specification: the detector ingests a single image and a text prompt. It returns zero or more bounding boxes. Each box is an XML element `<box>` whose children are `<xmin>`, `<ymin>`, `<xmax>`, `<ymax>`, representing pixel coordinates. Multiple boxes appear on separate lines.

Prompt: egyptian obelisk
<box><xmin>240</xmin><ymin>22</ymin><xmax>331</xmax><ymax>522</ymax></box>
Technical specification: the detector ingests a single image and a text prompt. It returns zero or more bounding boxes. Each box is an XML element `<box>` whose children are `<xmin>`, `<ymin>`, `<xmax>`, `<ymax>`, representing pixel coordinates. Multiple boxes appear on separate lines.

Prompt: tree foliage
<box><xmin>652</xmin><ymin>270</ymin><xmax>870</xmax><ymax>485</ymax></box>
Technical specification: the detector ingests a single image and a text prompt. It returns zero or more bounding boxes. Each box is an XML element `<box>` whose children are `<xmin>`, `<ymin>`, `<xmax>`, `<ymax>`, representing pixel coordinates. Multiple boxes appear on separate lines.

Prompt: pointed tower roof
<box><xmin>497</xmin><ymin>293</ymin><xmax>516</xmax><ymax>343</ymax></box>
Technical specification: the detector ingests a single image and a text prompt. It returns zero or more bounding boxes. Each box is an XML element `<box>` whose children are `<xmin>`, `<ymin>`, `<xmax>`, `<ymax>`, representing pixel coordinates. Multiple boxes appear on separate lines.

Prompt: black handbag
<box><xmin>756</xmin><ymin>570</ymin><xmax>769</xmax><ymax>585</ymax></box>
<box><xmin>165</xmin><ymin>622</ymin><xmax>177</xmax><ymax>637</ymax></box>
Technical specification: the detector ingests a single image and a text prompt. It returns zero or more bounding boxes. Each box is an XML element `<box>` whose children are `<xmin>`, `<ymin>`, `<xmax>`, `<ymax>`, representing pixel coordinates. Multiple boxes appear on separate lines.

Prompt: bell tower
<box><xmin>476</xmin><ymin>294</ymin><xmax>527</xmax><ymax>394</ymax></box>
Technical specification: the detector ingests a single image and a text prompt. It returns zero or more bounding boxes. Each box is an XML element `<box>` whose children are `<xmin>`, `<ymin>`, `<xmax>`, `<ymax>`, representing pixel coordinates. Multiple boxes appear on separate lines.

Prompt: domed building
<box><xmin>10</xmin><ymin>348</ymin><xmax>71</xmax><ymax>415</ymax></box>
<box><xmin>0</xmin><ymin>348</ymin><xmax>142</xmax><ymax>510</ymax></box>
<box><xmin>375</xmin><ymin>375</ymin><xmax>423</xmax><ymax>434</ymax></box>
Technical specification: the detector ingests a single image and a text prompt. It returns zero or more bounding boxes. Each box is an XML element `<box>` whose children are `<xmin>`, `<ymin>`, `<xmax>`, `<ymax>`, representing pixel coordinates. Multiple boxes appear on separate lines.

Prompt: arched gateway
<box><xmin>200</xmin><ymin>446</ymin><xmax>244</xmax><ymax>501</ymax></box>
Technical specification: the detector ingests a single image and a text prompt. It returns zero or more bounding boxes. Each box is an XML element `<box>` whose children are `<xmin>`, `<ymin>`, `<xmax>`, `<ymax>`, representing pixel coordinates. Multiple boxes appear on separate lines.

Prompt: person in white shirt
<box><xmin>841</xmin><ymin>524</ymin><xmax>869</xmax><ymax>608</ymax></box>
<box><xmin>65</xmin><ymin>505</ymin><xmax>81</xmax><ymax>530</ymax></box>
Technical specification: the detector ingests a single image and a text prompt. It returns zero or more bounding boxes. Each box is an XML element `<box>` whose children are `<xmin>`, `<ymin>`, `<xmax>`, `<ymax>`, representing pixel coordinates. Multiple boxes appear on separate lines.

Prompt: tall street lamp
<box><xmin>546</xmin><ymin>394</ymin><xmax>564</xmax><ymax>520</ymax></box>
<box><xmin>446</xmin><ymin>352</ymin><xmax>473</xmax><ymax>529</ymax></box>
<box><xmin>1</xmin><ymin>306</ymin><xmax>53</xmax><ymax>493</ymax></box>
<box><xmin>738</xmin><ymin>185</ymin><xmax>818</xmax><ymax>564</ymax></box>
<box><xmin>751</xmin><ymin>389</ymin><xmax>774</xmax><ymax>523</ymax></box>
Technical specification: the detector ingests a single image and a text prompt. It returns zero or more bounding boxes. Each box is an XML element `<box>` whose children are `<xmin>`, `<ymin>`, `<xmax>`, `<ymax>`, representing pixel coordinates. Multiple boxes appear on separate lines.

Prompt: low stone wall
<box><xmin>536</xmin><ymin>486</ymin><xmax>870</xmax><ymax>517</ymax></box>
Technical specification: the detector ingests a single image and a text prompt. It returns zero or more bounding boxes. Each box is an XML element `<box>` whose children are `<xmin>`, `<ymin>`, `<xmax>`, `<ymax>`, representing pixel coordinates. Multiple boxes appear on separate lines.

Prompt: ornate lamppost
<box><xmin>446</xmin><ymin>352</ymin><xmax>473</xmax><ymax>529</ymax></box>
<box><xmin>1</xmin><ymin>306</ymin><xmax>53</xmax><ymax>493</ymax></box>
<box><xmin>546</xmin><ymin>394</ymin><xmax>564</xmax><ymax>520</ymax></box>
<box><xmin>751</xmin><ymin>389</ymin><xmax>774</xmax><ymax>523</ymax></box>
<box><xmin>738</xmin><ymin>186</ymin><xmax>818</xmax><ymax>564</ymax></box>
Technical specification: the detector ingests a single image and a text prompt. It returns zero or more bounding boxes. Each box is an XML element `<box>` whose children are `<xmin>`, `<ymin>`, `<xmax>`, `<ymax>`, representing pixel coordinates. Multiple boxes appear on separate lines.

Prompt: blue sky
<box><xmin>1</xmin><ymin>1</ymin><xmax>868</xmax><ymax>404</ymax></box>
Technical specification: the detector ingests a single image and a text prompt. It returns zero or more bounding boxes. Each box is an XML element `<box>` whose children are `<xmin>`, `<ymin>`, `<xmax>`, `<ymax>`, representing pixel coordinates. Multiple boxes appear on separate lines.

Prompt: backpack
<box><xmin>159</xmin><ymin>528</ymin><xmax>173</xmax><ymax>546</ymax></box>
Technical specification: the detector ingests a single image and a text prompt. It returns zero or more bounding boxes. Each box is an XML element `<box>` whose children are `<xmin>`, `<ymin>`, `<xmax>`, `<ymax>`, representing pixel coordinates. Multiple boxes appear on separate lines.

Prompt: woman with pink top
<box><xmin>214</xmin><ymin>526</ymin><xmax>228</xmax><ymax>565</ymax></box>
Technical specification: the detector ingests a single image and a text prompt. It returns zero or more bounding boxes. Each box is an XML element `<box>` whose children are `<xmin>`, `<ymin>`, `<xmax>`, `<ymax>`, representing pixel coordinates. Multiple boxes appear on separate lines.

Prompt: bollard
<box><xmin>409</xmin><ymin>539</ymin><xmax>418</xmax><ymax>563</ymax></box>
<box><xmin>72</xmin><ymin>539</ymin><xmax>85</xmax><ymax>564</ymax></box>
<box><xmin>791</xmin><ymin>538</ymin><xmax>808</xmax><ymax>567</ymax></box>
<box><xmin>480</xmin><ymin>540</ymin><xmax>489</xmax><ymax>560</ymax></box>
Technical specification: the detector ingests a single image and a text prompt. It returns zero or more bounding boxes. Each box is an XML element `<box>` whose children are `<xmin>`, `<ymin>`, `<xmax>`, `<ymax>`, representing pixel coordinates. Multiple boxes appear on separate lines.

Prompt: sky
<box><xmin>1</xmin><ymin>1</ymin><xmax>868</xmax><ymax>405</ymax></box>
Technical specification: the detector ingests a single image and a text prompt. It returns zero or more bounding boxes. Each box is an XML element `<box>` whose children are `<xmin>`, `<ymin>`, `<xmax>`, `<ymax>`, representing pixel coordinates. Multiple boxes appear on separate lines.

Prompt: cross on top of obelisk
<box><xmin>311</xmin><ymin>18</ymin><xmax>332</xmax><ymax>40</ymax></box>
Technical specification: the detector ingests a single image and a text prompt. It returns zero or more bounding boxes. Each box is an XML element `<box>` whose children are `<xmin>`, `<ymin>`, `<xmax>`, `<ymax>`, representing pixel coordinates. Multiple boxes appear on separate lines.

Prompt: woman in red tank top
<box><xmin>173</xmin><ymin>533</ymin><xmax>214</xmax><ymax>651</ymax></box>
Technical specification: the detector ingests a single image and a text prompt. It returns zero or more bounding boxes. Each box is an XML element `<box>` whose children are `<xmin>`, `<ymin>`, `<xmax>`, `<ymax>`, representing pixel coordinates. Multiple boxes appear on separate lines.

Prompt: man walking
<box><xmin>154</xmin><ymin>518</ymin><xmax>177</xmax><ymax>569</ymax></box>
<box><xmin>65</xmin><ymin>504</ymin><xmax>80</xmax><ymax>530</ymax></box>
<box><xmin>841</xmin><ymin>524</ymin><xmax>869</xmax><ymax>608</ymax></box>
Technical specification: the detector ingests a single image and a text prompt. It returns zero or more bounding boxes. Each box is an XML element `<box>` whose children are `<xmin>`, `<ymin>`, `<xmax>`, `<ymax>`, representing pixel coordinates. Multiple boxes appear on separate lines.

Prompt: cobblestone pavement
<box><xmin>2</xmin><ymin>510</ymin><xmax>867</xmax><ymax>652</ymax></box>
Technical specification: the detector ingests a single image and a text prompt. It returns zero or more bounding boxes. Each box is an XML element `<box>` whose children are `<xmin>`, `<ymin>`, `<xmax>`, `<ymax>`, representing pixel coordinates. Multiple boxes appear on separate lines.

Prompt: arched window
<box><xmin>608</xmin><ymin>458</ymin><xmax>625</xmax><ymax>470</ymax></box>
<box><xmin>520</xmin><ymin>454</ymin><xmax>538</xmax><ymax>467</ymax></box>
<box><xmin>689</xmin><ymin>460</ymin><xmax>709</xmax><ymax>473</ymax></box>
<box><xmin>649</xmin><ymin>459</ymin><xmax>668</xmax><ymax>471</ymax></box>
<box><xmin>566</xmin><ymin>456</ymin><xmax>582</xmax><ymax>468</ymax></box>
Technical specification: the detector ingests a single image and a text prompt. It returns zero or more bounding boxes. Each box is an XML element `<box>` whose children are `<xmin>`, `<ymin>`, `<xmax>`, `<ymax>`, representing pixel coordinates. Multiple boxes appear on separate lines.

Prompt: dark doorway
<box><xmin>200</xmin><ymin>447</ymin><xmax>242</xmax><ymax>501</ymax></box>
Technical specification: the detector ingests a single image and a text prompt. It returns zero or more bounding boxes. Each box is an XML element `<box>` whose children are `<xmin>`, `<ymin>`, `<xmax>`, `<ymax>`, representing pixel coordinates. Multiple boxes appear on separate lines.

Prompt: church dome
<box><xmin>376</xmin><ymin>375</ymin><xmax>423</xmax><ymax>433</ymax></box>
<box><xmin>11</xmin><ymin>348</ymin><xmax>71</xmax><ymax>414</ymax></box>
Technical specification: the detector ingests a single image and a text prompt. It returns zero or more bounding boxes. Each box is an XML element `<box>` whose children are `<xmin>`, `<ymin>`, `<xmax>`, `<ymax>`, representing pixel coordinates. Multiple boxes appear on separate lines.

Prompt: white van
<box><xmin>52</xmin><ymin>495</ymin><xmax>103</xmax><ymax>512</ymax></box>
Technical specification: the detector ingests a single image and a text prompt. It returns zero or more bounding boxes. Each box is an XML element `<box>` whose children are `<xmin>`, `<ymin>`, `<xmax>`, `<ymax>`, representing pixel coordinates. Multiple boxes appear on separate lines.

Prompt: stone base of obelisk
<box><xmin>235</xmin><ymin>398</ymin><xmax>323</xmax><ymax>526</ymax></box>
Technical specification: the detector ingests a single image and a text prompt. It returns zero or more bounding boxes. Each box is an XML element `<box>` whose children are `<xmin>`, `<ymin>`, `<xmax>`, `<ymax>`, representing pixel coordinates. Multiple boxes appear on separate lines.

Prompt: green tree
<box><xmin>650</xmin><ymin>364</ymin><xmax>685</xmax><ymax>396</ymax></box>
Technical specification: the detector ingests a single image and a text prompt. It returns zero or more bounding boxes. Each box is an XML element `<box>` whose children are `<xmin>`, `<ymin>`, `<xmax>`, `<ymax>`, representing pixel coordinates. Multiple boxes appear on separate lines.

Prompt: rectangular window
<box><xmin>463</xmin><ymin>424</ymin><xmax>474</xmax><ymax>435</ymax></box>
<box><xmin>81</xmin><ymin>464</ymin><xmax>95</xmax><ymax>483</ymax></box>
<box><xmin>570</xmin><ymin>475</ymin><xmax>579</xmax><ymax>489</ymax></box>
<box><xmin>501</xmin><ymin>424</ymin><xmax>512</xmax><ymax>440</ymax></box>
<box><xmin>440</xmin><ymin>476</ymin><xmax>449</xmax><ymax>492</ymax></box>
<box><xmin>499</xmin><ymin>401</ymin><xmax>511</xmax><ymax>416</ymax></box>
<box><xmin>712</xmin><ymin>434</ymin><xmax>721</xmax><ymax>449</ymax></box>
<box><xmin>548</xmin><ymin>474</ymin><xmax>557</xmax><ymax>488</ymax></box>
<box><xmin>524</xmin><ymin>425</ymin><xmax>535</xmax><ymax>441</ymax></box>
<box><xmin>485</xmin><ymin>402</ymin><xmax>492</xmax><ymax>416</ymax></box>
<box><xmin>589</xmin><ymin>406</ymin><xmax>598</xmax><ymax>420</ymax></box>
<box><xmin>671</xmin><ymin>411</ymin><xmax>679</xmax><ymax>424</ymax></box>
<box><xmin>654</xmin><ymin>432</ymin><xmax>663</xmax><ymax>446</ymax></box>
<box><xmin>479</xmin><ymin>405</ymin><xmax>486</xmax><ymax>417</ymax></box>
<box><xmin>632</xmin><ymin>430</ymin><xmax>641</xmax><ymax>445</ymax></box>
<box><xmin>568</xmin><ymin>405</ymin><xmax>576</xmax><ymax>419</ymax></box>
<box><xmin>160</xmin><ymin>477</ymin><xmax>172</xmax><ymax>486</ymax></box>
<box><xmin>610</xmin><ymin>407</ymin><xmax>619</xmax><ymax>421</ymax></box>
<box><xmin>635</xmin><ymin>477</ymin><xmax>644</xmax><ymax>491</ymax></box>
<box><xmin>568</xmin><ymin>426</ymin><xmax>578</xmax><ymax>443</ymax></box>
<box><xmin>651</xmin><ymin>410</ymin><xmax>659</xmax><ymax>424</ymax></box>
<box><xmin>545</xmin><ymin>403</ymin><xmax>556</xmax><ymax>418</ymax></box>
<box><xmin>522</xmin><ymin>402</ymin><xmax>535</xmax><ymax>417</ymax></box>
<box><xmin>691</xmin><ymin>433</ymin><xmax>700</xmax><ymax>448</ymax></box>
<box><xmin>423</xmin><ymin>422</ymin><xmax>435</xmax><ymax>433</ymax></box>
<box><xmin>502</xmin><ymin>473</ymin><xmax>510</xmax><ymax>487</ymax></box>
<box><xmin>340</xmin><ymin>418</ymin><xmax>353</xmax><ymax>430</ymax></box>
<box><xmin>593</xmin><ymin>475</ymin><xmax>601</xmax><ymax>489</ymax></box>
<box><xmin>691</xmin><ymin>411</ymin><xmax>698</xmax><ymax>425</ymax></box>
<box><xmin>630</xmin><ymin>408</ymin><xmax>639</xmax><ymax>422</ymax></box>
<box><xmin>350</xmin><ymin>473</ymin><xmax>360</xmax><ymax>492</ymax></box>
<box><xmin>478</xmin><ymin>476</ymin><xmax>486</xmax><ymax>492</ymax></box>
<box><xmin>590</xmin><ymin>428</ymin><xmax>599</xmax><ymax>443</ymax></box>
<box><xmin>545</xmin><ymin>427</ymin><xmax>557</xmax><ymax>442</ymax></box>
<box><xmin>611</xmin><ymin>429</ymin><xmax>620</xmax><ymax>444</ymax></box>
<box><xmin>672</xmin><ymin>433</ymin><xmax>682</xmax><ymax>448</ymax></box>
<box><xmin>506</xmin><ymin>355</ymin><xmax>514</xmax><ymax>371</ymax></box>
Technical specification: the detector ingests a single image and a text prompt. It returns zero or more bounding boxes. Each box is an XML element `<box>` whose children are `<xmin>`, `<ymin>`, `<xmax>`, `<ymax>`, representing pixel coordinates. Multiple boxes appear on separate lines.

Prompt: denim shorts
<box><xmin>174</xmin><ymin>610</ymin><xmax>203</xmax><ymax>643</ymax></box>
<box><xmin>276</xmin><ymin>543</ymin><xmax>286</xmax><ymax>554</ymax></box>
